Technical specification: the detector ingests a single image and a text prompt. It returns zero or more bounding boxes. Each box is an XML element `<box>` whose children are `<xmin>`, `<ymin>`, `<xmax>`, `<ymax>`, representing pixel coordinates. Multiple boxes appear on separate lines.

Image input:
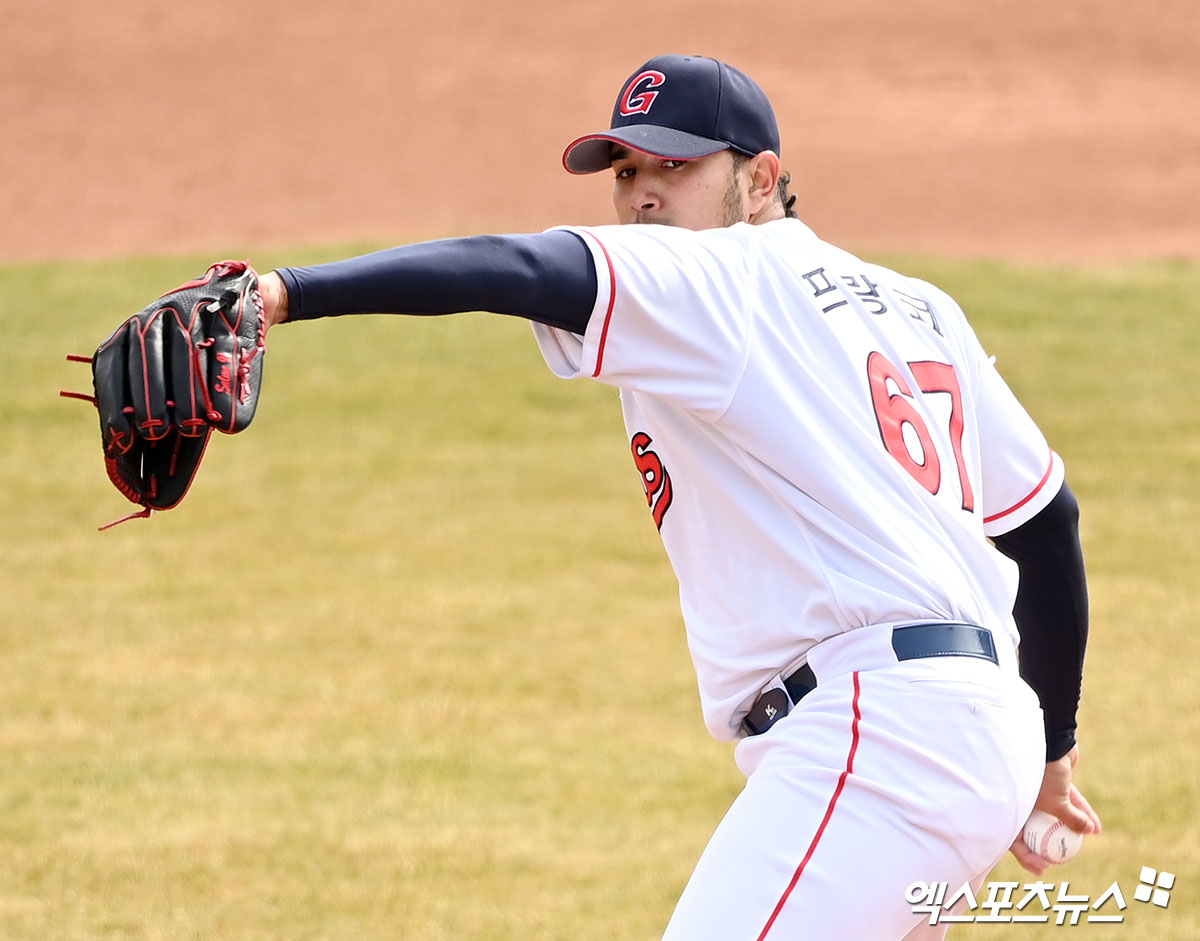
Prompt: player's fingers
<box><xmin>1008</xmin><ymin>835</ymin><xmax>1050</xmax><ymax>877</ymax></box>
<box><xmin>1041</xmin><ymin>785</ymin><xmax>1097</xmax><ymax>835</ymax></box>
<box><xmin>1051</xmin><ymin>801</ymin><xmax>1093</xmax><ymax>835</ymax></box>
<box><xmin>1068</xmin><ymin>784</ymin><xmax>1103</xmax><ymax>833</ymax></box>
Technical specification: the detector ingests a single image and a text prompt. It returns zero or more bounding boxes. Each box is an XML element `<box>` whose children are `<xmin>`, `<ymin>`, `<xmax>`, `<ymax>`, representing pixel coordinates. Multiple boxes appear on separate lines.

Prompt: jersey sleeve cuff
<box><xmin>983</xmin><ymin>449</ymin><xmax>1066</xmax><ymax>537</ymax></box>
<box><xmin>530</xmin><ymin>227</ymin><xmax>615</xmax><ymax>378</ymax></box>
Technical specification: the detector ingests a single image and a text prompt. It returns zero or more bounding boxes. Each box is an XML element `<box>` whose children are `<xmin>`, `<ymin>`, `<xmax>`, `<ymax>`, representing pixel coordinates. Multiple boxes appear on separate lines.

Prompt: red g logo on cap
<box><xmin>619</xmin><ymin>70</ymin><xmax>666</xmax><ymax>116</ymax></box>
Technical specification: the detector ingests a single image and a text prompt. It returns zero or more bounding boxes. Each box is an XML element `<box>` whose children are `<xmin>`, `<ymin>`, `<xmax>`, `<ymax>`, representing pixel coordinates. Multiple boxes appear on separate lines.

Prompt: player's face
<box><xmin>610</xmin><ymin>148</ymin><xmax>749</xmax><ymax>229</ymax></box>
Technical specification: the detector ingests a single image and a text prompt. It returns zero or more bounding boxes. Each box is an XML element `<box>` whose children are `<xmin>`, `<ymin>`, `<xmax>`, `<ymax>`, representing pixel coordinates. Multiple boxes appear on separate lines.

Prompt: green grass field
<box><xmin>2</xmin><ymin>247</ymin><xmax>1197</xmax><ymax>939</ymax></box>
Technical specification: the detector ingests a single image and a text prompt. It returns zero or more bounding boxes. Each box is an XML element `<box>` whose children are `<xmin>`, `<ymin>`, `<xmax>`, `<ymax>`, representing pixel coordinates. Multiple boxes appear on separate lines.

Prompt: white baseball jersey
<box><xmin>532</xmin><ymin>218</ymin><xmax>1063</xmax><ymax>741</ymax></box>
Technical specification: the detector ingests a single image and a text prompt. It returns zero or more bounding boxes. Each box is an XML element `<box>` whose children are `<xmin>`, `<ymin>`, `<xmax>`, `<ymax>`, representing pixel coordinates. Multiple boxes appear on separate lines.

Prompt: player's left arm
<box><xmin>991</xmin><ymin>481</ymin><xmax>1102</xmax><ymax>871</ymax></box>
<box><xmin>993</xmin><ymin>481</ymin><xmax>1088</xmax><ymax>763</ymax></box>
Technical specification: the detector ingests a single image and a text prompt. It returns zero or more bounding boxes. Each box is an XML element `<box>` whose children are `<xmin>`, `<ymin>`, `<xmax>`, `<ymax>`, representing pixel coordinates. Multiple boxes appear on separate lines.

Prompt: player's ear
<box><xmin>746</xmin><ymin>151</ymin><xmax>782</xmax><ymax>218</ymax></box>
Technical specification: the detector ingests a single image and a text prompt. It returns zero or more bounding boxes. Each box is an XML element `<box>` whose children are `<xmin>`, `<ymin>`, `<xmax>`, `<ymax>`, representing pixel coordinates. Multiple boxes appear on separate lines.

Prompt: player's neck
<box><xmin>749</xmin><ymin>203</ymin><xmax>787</xmax><ymax>226</ymax></box>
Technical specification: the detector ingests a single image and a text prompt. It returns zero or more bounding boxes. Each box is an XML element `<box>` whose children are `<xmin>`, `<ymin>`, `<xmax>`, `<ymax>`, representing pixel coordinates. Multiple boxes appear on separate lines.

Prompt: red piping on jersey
<box><xmin>756</xmin><ymin>671</ymin><xmax>863</xmax><ymax>940</ymax></box>
<box><xmin>983</xmin><ymin>448</ymin><xmax>1056</xmax><ymax>525</ymax></box>
<box><xmin>589</xmin><ymin>234</ymin><xmax>618</xmax><ymax>378</ymax></box>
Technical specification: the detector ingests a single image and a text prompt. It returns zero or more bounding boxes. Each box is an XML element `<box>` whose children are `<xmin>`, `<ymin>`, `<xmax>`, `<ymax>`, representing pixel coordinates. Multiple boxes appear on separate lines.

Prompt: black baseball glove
<box><xmin>63</xmin><ymin>260</ymin><xmax>267</xmax><ymax>528</ymax></box>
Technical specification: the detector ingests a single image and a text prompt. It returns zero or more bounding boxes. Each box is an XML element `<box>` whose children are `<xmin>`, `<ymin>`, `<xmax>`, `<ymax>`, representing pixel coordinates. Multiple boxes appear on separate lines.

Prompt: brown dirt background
<box><xmin>2</xmin><ymin>0</ymin><xmax>1196</xmax><ymax>265</ymax></box>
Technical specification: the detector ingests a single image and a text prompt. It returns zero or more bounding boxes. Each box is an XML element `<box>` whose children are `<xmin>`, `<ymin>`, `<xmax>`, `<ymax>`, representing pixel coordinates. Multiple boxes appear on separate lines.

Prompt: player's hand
<box><xmin>1009</xmin><ymin>745</ymin><xmax>1102</xmax><ymax>876</ymax></box>
<box><xmin>259</xmin><ymin>271</ymin><xmax>290</xmax><ymax>330</ymax></box>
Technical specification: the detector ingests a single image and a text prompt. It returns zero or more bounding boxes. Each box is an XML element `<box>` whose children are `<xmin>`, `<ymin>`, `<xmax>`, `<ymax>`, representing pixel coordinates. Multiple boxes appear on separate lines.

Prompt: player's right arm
<box><xmin>255</xmin><ymin>224</ymin><xmax>758</xmax><ymax>416</ymax></box>
<box><xmin>256</xmin><ymin>230</ymin><xmax>601</xmax><ymax>335</ymax></box>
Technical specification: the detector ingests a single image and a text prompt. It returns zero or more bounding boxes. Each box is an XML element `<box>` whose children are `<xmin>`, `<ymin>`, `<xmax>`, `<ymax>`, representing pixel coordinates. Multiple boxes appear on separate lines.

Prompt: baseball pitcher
<box><xmin>67</xmin><ymin>54</ymin><xmax>1099</xmax><ymax>940</ymax></box>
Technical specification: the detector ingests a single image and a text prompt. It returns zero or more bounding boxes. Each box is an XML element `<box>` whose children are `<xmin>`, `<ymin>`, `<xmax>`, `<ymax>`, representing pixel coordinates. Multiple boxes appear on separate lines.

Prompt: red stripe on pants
<box><xmin>756</xmin><ymin>671</ymin><xmax>863</xmax><ymax>940</ymax></box>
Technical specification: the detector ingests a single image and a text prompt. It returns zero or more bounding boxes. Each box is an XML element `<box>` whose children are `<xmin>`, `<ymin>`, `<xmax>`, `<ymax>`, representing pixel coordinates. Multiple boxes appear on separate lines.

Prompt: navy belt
<box><xmin>742</xmin><ymin>622</ymin><xmax>998</xmax><ymax>736</ymax></box>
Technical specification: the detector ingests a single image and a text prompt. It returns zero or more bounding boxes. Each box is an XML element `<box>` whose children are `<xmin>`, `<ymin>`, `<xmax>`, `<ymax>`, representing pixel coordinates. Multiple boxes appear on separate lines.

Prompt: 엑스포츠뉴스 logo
<box><xmin>619</xmin><ymin>70</ymin><xmax>666</xmax><ymax>116</ymax></box>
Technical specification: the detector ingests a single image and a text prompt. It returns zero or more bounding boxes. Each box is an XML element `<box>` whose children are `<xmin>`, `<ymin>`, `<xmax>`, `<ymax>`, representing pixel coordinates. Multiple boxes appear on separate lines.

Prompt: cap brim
<box><xmin>562</xmin><ymin>125</ymin><xmax>730</xmax><ymax>174</ymax></box>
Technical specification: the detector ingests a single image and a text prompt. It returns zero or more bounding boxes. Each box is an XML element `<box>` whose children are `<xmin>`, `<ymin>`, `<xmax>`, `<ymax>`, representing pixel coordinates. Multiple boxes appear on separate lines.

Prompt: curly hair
<box><xmin>776</xmin><ymin>170</ymin><xmax>798</xmax><ymax>219</ymax></box>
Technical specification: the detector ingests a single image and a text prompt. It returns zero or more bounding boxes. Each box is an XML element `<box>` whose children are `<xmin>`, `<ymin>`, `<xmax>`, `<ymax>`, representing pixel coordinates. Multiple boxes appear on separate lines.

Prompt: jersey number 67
<box><xmin>867</xmin><ymin>351</ymin><xmax>975</xmax><ymax>513</ymax></box>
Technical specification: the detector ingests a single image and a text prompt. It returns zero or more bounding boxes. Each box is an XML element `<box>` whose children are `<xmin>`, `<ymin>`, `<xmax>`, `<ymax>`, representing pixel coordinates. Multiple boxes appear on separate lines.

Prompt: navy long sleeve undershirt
<box><xmin>276</xmin><ymin>230</ymin><xmax>597</xmax><ymax>334</ymax></box>
<box><xmin>992</xmin><ymin>482</ymin><xmax>1090</xmax><ymax>762</ymax></box>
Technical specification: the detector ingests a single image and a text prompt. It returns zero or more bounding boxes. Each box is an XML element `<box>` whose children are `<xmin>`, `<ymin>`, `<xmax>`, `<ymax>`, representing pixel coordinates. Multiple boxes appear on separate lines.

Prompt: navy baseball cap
<box><xmin>562</xmin><ymin>54</ymin><xmax>781</xmax><ymax>175</ymax></box>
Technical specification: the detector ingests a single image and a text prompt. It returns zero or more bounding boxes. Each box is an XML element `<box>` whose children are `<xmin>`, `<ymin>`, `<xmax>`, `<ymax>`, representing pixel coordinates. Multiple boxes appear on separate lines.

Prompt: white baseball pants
<box><xmin>661</xmin><ymin>623</ymin><xmax>1045</xmax><ymax>940</ymax></box>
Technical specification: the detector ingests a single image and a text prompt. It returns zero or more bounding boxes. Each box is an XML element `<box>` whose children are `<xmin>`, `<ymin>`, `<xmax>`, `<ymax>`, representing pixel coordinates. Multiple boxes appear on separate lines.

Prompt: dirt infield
<box><xmin>3</xmin><ymin>0</ymin><xmax>1196</xmax><ymax>264</ymax></box>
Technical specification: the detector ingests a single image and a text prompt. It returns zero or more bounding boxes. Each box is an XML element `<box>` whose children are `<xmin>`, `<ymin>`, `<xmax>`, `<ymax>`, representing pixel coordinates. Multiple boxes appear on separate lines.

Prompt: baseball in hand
<box><xmin>1023</xmin><ymin>810</ymin><xmax>1083</xmax><ymax>864</ymax></box>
